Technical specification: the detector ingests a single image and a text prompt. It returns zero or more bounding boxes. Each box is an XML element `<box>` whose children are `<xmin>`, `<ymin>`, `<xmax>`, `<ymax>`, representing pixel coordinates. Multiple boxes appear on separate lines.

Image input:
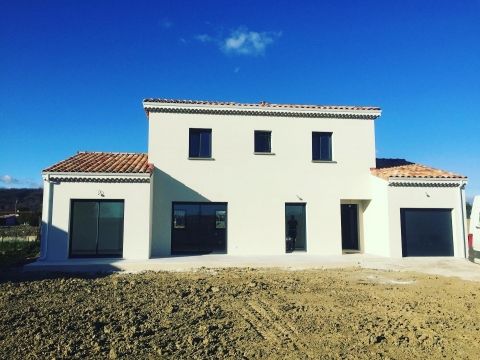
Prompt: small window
<box><xmin>254</xmin><ymin>130</ymin><xmax>272</xmax><ymax>153</ymax></box>
<box><xmin>312</xmin><ymin>132</ymin><xmax>332</xmax><ymax>161</ymax></box>
<box><xmin>189</xmin><ymin>128</ymin><xmax>212</xmax><ymax>158</ymax></box>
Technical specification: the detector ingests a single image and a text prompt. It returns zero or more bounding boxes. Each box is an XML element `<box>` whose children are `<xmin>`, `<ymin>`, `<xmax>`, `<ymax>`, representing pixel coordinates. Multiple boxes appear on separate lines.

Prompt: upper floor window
<box><xmin>254</xmin><ymin>130</ymin><xmax>272</xmax><ymax>153</ymax></box>
<box><xmin>189</xmin><ymin>128</ymin><xmax>212</xmax><ymax>158</ymax></box>
<box><xmin>312</xmin><ymin>132</ymin><xmax>332</xmax><ymax>161</ymax></box>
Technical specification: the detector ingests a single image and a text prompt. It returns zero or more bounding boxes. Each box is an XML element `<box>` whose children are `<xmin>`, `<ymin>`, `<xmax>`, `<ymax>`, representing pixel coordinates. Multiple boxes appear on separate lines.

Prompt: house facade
<box><xmin>39</xmin><ymin>99</ymin><xmax>468</xmax><ymax>262</ymax></box>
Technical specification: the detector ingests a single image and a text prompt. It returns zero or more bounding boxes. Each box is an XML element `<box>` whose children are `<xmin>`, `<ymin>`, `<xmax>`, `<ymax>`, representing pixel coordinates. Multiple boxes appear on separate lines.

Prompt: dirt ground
<box><xmin>1</xmin><ymin>268</ymin><xmax>479</xmax><ymax>359</ymax></box>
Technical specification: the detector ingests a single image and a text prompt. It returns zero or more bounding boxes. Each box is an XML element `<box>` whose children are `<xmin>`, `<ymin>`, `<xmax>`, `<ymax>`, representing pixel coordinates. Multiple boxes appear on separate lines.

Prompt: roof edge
<box><xmin>388</xmin><ymin>176</ymin><xmax>468</xmax><ymax>182</ymax></box>
<box><xmin>143</xmin><ymin>99</ymin><xmax>382</xmax><ymax>119</ymax></box>
<box><xmin>42</xmin><ymin>171</ymin><xmax>152</xmax><ymax>177</ymax></box>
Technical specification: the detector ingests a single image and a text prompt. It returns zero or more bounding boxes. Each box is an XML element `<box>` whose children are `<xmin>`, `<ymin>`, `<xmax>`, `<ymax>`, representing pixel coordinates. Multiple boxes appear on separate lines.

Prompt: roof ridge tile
<box><xmin>143</xmin><ymin>98</ymin><xmax>381</xmax><ymax>111</ymax></box>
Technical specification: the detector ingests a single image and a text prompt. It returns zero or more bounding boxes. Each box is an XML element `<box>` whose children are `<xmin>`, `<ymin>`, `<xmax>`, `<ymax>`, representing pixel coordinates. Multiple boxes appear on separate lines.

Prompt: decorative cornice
<box><xmin>48</xmin><ymin>176</ymin><xmax>150</xmax><ymax>184</ymax></box>
<box><xmin>389</xmin><ymin>181</ymin><xmax>462</xmax><ymax>188</ymax></box>
<box><xmin>144</xmin><ymin>106</ymin><xmax>380</xmax><ymax>120</ymax></box>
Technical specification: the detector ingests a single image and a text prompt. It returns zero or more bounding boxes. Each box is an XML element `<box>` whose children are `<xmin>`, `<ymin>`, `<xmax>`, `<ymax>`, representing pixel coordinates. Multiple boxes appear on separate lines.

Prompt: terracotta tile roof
<box><xmin>371</xmin><ymin>158</ymin><xmax>466</xmax><ymax>180</ymax></box>
<box><xmin>43</xmin><ymin>152</ymin><xmax>152</xmax><ymax>174</ymax></box>
<box><xmin>143</xmin><ymin>98</ymin><xmax>380</xmax><ymax>111</ymax></box>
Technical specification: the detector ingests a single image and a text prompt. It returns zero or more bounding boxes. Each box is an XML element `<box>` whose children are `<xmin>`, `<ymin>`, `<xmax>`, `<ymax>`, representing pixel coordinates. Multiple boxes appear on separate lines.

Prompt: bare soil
<box><xmin>1</xmin><ymin>268</ymin><xmax>479</xmax><ymax>359</ymax></box>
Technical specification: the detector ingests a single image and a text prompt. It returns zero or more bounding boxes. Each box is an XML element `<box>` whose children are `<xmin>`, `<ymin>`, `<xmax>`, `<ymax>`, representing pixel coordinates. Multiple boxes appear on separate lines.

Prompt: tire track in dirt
<box><xmin>253</xmin><ymin>299</ymin><xmax>314</xmax><ymax>357</ymax></box>
<box><xmin>240</xmin><ymin>303</ymin><xmax>282</xmax><ymax>345</ymax></box>
<box><xmin>257</xmin><ymin>298</ymin><xmax>301</xmax><ymax>336</ymax></box>
<box><xmin>239</xmin><ymin>298</ymin><xmax>314</xmax><ymax>358</ymax></box>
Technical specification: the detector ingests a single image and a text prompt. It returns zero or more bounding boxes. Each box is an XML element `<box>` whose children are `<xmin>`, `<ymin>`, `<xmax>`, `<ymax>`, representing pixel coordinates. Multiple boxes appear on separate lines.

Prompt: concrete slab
<box><xmin>24</xmin><ymin>254</ymin><xmax>480</xmax><ymax>282</ymax></box>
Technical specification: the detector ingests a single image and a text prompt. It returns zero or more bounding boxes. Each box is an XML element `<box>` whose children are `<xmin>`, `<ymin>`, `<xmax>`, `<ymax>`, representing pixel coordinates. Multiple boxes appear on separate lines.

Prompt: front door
<box><xmin>341</xmin><ymin>204</ymin><xmax>359</xmax><ymax>251</ymax></box>
<box><xmin>285</xmin><ymin>203</ymin><xmax>306</xmax><ymax>252</ymax></box>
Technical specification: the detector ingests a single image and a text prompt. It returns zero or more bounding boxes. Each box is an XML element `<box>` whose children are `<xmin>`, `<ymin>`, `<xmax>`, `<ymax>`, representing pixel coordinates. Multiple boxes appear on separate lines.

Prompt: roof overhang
<box><xmin>42</xmin><ymin>172</ymin><xmax>152</xmax><ymax>184</ymax></box>
<box><xmin>387</xmin><ymin>177</ymin><xmax>467</xmax><ymax>188</ymax></box>
<box><xmin>143</xmin><ymin>101</ymin><xmax>382</xmax><ymax>120</ymax></box>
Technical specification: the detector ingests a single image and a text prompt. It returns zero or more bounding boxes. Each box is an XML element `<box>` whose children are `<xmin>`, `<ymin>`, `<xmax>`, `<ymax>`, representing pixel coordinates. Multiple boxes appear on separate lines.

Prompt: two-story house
<box><xmin>38</xmin><ymin>99</ymin><xmax>468</xmax><ymax>263</ymax></box>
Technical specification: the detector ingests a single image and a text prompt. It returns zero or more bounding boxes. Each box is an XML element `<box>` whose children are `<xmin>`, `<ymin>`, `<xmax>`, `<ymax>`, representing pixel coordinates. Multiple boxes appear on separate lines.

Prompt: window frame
<box><xmin>171</xmin><ymin>202</ymin><xmax>228</xmax><ymax>254</ymax></box>
<box><xmin>254</xmin><ymin>130</ymin><xmax>273</xmax><ymax>154</ymax></box>
<box><xmin>68</xmin><ymin>199</ymin><xmax>124</xmax><ymax>258</ymax></box>
<box><xmin>312</xmin><ymin>131</ymin><xmax>333</xmax><ymax>162</ymax></box>
<box><xmin>188</xmin><ymin>128</ymin><xmax>212</xmax><ymax>159</ymax></box>
<box><xmin>285</xmin><ymin>202</ymin><xmax>307</xmax><ymax>252</ymax></box>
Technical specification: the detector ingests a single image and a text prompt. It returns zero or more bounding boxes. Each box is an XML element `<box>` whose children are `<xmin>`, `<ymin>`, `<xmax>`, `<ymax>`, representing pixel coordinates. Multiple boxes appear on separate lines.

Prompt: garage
<box><xmin>400</xmin><ymin>208</ymin><xmax>454</xmax><ymax>257</ymax></box>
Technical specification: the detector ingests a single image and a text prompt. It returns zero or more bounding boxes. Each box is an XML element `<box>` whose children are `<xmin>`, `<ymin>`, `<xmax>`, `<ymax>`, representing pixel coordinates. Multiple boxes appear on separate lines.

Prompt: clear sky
<box><xmin>1</xmin><ymin>0</ymin><xmax>479</xmax><ymax>200</ymax></box>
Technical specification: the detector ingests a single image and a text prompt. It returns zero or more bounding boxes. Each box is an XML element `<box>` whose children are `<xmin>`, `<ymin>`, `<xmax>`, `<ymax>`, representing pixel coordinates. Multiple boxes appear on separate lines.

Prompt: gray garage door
<box><xmin>400</xmin><ymin>208</ymin><xmax>454</xmax><ymax>257</ymax></box>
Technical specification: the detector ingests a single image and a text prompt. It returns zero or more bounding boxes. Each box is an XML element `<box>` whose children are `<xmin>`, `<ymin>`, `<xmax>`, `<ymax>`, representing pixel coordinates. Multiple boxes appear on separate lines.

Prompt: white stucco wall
<box><xmin>148</xmin><ymin>110</ymin><xmax>377</xmax><ymax>256</ymax></box>
<box><xmin>470</xmin><ymin>196</ymin><xmax>480</xmax><ymax>251</ymax></box>
<box><xmin>363</xmin><ymin>176</ymin><xmax>390</xmax><ymax>256</ymax></box>
<box><xmin>40</xmin><ymin>176</ymin><xmax>151</xmax><ymax>261</ymax></box>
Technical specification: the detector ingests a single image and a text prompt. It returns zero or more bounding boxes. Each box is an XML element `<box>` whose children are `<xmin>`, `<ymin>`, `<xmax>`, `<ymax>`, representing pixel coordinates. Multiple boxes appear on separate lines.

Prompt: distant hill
<box><xmin>0</xmin><ymin>188</ymin><xmax>43</xmax><ymax>213</ymax></box>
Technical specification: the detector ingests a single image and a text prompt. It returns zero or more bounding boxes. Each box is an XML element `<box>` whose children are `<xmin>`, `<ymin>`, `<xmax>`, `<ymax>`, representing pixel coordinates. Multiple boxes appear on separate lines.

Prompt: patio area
<box><xmin>25</xmin><ymin>253</ymin><xmax>480</xmax><ymax>281</ymax></box>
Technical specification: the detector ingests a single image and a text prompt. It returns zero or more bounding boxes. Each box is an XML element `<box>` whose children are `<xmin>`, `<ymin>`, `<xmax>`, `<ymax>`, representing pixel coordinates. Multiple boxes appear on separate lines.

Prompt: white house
<box><xmin>39</xmin><ymin>99</ymin><xmax>468</xmax><ymax>262</ymax></box>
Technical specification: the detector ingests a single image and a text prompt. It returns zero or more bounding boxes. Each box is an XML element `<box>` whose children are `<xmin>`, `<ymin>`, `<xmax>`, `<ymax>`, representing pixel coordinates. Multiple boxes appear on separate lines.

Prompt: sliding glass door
<box><xmin>172</xmin><ymin>202</ymin><xmax>227</xmax><ymax>254</ymax></box>
<box><xmin>70</xmin><ymin>200</ymin><xmax>124</xmax><ymax>258</ymax></box>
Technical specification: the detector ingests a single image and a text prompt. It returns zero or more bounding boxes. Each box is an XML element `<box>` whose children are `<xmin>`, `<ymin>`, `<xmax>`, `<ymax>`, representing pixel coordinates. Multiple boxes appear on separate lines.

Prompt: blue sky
<box><xmin>1</xmin><ymin>0</ymin><xmax>479</xmax><ymax>200</ymax></box>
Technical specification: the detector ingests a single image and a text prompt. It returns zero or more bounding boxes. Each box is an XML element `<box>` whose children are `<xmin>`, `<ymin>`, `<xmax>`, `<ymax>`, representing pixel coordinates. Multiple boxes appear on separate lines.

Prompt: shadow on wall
<box><xmin>41</xmin><ymin>221</ymin><xmax>70</xmax><ymax>261</ymax></box>
<box><xmin>154</xmin><ymin>168</ymin><xmax>211</xmax><ymax>203</ymax></box>
<box><xmin>151</xmin><ymin>168</ymin><xmax>212</xmax><ymax>256</ymax></box>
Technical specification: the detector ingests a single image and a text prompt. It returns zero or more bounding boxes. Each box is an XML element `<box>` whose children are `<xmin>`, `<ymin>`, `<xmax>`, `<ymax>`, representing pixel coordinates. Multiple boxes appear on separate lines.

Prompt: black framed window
<box><xmin>312</xmin><ymin>132</ymin><xmax>332</xmax><ymax>161</ymax></box>
<box><xmin>189</xmin><ymin>128</ymin><xmax>212</xmax><ymax>158</ymax></box>
<box><xmin>171</xmin><ymin>202</ymin><xmax>227</xmax><ymax>254</ymax></box>
<box><xmin>69</xmin><ymin>200</ymin><xmax>124</xmax><ymax>258</ymax></box>
<box><xmin>254</xmin><ymin>130</ymin><xmax>272</xmax><ymax>153</ymax></box>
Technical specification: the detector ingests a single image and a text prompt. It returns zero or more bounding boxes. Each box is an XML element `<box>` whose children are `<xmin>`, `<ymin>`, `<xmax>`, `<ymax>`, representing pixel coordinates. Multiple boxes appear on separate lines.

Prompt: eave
<box><xmin>387</xmin><ymin>177</ymin><xmax>467</xmax><ymax>188</ymax></box>
<box><xmin>143</xmin><ymin>101</ymin><xmax>382</xmax><ymax>120</ymax></box>
<box><xmin>42</xmin><ymin>172</ymin><xmax>152</xmax><ymax>184</ymax></box>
